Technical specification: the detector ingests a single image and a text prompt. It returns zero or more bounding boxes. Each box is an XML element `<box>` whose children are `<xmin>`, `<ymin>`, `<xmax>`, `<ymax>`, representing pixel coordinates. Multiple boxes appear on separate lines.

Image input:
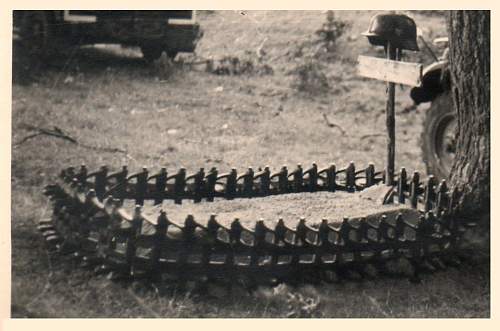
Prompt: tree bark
<box><xmin>448</xmin><ymin>11</ymin><xmax>490</xmax><ymax>219</ymax></box>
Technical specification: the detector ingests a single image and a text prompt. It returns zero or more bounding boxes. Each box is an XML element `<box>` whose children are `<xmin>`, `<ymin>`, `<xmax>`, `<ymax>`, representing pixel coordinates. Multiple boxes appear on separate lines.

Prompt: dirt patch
<box><xmin>122</xmin><ymin>187</ymin><xmax>404</xmax><ymax>227</ymax></box>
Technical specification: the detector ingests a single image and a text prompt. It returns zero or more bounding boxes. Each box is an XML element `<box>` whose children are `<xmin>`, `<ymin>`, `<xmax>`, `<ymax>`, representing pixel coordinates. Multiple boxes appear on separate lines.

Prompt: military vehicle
<box><xmin>14</xmin><ymin>10</ymin><xmax>202</xmax><ymax>61</ymax></box>
<box><xmin>410</xmin><ymin>37</ymin><xmax>454</xmax><ymax>179</ymax></box>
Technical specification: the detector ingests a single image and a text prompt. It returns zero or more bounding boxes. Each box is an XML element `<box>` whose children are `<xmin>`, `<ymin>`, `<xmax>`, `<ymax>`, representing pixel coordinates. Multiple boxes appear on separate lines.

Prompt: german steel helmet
<box><xmin>362</xmin><ymin>13</ymin><xmax>419</xmax><ymax>51</ymax></box>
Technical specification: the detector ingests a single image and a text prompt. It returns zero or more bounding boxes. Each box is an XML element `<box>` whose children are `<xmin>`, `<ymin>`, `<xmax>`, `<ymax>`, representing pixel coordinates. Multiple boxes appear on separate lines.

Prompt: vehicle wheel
<box><xmin>20</xmin><ymin>11</ymin><xmax>52</xmax><ymax>57</ymax></box>
<box><xmin>421</xmin><ymin>91</ymin><xmax>457</xmax><ymax>180</ymax></box>
<box><xmin>141</xmin><ymin>46</ymin><xmax>163</xmax><ymax>62</ymax></box>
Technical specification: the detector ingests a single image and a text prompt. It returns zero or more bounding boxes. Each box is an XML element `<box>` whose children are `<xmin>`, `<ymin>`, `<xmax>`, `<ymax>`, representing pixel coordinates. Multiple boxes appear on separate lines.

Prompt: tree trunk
<box><xmin>448</xmin><ymin>11</ymin><xmax>490</xmax><ymax>219</ymax></box>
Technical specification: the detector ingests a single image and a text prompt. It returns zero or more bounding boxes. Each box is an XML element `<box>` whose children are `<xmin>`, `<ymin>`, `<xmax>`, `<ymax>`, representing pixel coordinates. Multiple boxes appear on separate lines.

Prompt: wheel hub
<box><xmin>434</xmin><ymin>114</ymin><xmax>457</xmax><ymax>173</ymax></box>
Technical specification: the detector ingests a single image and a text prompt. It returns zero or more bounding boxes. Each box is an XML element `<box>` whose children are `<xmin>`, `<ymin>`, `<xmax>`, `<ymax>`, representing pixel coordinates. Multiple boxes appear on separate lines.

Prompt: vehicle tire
<box><xmin>421</xmin><ymin>91</ymin><xmax>457</xmax><ymax>180</ymax></box>
<box><xmin>141</xmin><ymin>46</ymin><xmax>164</xmax><ymax>62</ymax></box>
<box><xmin>19</xmin><ymin>11</ymin><xmax>52</xmax><ymax>58</ymax></box>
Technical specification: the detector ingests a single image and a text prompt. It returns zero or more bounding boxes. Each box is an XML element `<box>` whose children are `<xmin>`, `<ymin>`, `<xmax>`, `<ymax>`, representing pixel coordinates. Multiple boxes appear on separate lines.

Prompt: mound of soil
<box><xmin>122</xmin><ymin>185</ymin><xmax>413</xmax><ymax>227</ymax></box>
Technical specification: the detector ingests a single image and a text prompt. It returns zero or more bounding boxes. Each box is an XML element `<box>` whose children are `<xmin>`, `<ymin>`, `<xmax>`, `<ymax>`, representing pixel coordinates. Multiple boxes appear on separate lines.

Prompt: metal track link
<box><xmin>41</xmin><ymin>161</ymin><xmax>475</xmax><ymax>287</ymax></box>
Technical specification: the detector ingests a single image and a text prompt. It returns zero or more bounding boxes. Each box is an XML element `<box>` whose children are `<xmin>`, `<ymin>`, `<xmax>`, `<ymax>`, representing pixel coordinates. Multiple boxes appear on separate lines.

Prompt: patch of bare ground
<box><xmin>124</xmin><ymin>188</ymin><xmax>407</xmax><ymax>227</ymax></box>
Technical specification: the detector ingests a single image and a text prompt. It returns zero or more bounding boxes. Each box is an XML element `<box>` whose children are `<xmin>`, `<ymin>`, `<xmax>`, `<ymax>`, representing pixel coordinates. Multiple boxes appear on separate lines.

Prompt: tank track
<box><xmin>40</xmin><ymin>162</ymin><xmax>475</xmax><ymax>288</ymax></box>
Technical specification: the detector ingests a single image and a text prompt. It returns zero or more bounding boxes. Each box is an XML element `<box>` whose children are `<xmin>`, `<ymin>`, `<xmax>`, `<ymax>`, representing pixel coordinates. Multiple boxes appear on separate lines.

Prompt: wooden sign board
<box><xmin>357</xmin><ymin>55</ymin><xmax>423</xmax><ymax>87</ymax></box>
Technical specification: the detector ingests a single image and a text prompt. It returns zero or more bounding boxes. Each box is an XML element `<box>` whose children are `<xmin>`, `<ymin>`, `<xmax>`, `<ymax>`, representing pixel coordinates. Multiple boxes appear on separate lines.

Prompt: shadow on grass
<box><xmin>12</xmin><ymin>41</ymin><xmax>152</xmax><ymax>86</ymax></box>
<box><xmin>11</xmin><ymin>232</ymin><xmax>490</xmax><ymax>318</ymax></box>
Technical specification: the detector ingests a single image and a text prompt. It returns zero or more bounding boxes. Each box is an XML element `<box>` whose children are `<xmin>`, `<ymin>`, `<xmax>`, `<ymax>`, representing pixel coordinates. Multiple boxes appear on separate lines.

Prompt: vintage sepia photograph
<box><xmin>10</xmin><ymin>10</ymin><xmax>490</xmax><ymax>318</ymax></box>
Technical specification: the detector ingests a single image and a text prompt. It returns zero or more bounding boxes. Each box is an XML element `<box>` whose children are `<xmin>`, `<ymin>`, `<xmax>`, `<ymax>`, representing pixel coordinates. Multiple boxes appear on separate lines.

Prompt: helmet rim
<box><xmin>361</xmin><ymin>14</ymin><xmax>420</xmax><ymax>51</ymax></box>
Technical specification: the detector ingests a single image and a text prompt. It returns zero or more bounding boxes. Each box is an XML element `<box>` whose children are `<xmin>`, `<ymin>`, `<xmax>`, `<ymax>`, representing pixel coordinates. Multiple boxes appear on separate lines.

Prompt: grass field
<box><xmin>10</xmin><ymin>10</ymin><xmax>489</xmax><ymax>317</ymax></box>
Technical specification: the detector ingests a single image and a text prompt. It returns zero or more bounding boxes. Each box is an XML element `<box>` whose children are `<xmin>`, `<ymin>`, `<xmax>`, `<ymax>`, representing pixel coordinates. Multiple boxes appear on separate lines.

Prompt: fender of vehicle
<box><xmin>410</xmin><ymin>60</ymin><xmax>449</xmax><ymax>104</ymax></box>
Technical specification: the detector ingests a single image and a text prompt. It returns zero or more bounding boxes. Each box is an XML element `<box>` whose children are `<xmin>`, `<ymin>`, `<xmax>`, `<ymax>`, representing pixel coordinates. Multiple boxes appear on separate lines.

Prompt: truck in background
<box><xmin>13</xmin><ymin>10</ymin><xmax>202</xmax><ymax>61</ymax></box>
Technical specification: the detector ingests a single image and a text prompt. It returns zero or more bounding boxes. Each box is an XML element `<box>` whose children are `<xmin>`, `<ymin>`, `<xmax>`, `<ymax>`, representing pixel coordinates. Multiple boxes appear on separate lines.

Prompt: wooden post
<box><xmin>359</xmin><ymin>14</ymin><xmax>422</xmax><ymax>193</ymax></box>
<box><xmin>385</xmin><ymin>41</ymin><xmax>397</xmax><ymax>187</ymax></box>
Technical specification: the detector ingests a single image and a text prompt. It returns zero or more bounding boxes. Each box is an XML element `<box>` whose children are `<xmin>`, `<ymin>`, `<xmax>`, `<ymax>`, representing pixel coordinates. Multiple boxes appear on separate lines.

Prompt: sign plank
<box><xmin>357</xmin><ymin>55</ymin><xmax>423</xmax><ymax>87</ymax></box>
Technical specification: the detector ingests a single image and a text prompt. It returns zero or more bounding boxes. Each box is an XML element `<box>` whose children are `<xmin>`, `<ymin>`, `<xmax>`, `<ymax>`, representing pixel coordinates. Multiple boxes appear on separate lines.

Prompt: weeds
<box><xmin>152</xmin><ymin>53</ymin><xmax>178</xmax><ymax>80</ymax></box>
<box><xmin>289</xmin><ymin>58</ymin><xmax>329</xmax><ymax>95</ymax></box>
<box><xmin>290</xmin><ymin>11</ymin><xmax>350</xmax><ymax>61</ymax></box>
<box><xmin>289</xmin><ymin>11</ymin><xmax>350</xmax><ymax>95</ymax></box>
<box><xmin>209</xmin><ymin>52</ymin><xmax>273</xmax><ymax>76</ymax></box>
<box><xmin>252</xmin><ymin>284</ymin><xmax>323</xmax><ymax>318</ymax></box>
<box><xmin>285</xmin><ymin>292</ymin><xmax>322</xmax><ymax>318</ymax></box>
<box><xmin>314</xmin><ymin>11</ymin><xmax>350</xmax><ymax>55</ymax></box>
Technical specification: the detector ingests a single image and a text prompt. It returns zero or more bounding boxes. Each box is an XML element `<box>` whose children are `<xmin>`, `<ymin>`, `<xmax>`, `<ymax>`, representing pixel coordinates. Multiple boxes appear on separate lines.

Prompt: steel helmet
<box><xmin>362</xmin><ymin>13</ymin><xmax>419</xmax><ymax>51</ymax></box>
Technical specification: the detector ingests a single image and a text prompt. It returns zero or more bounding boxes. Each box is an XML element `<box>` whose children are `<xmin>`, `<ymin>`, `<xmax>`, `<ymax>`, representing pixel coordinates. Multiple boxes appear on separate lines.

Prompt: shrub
<box><xmin>314</xmin><ymin>11</ymin><xmax>349</xmax><ymax>54</ymax></box>
<box><xmin>289</xmin><ymin>57</ymin><xmax>329</xmax><ymax>95</ymax></box>
<box><xmin>152</xmin><ymin>53</ymin><xmax>177</xmax><ymax>80</ymax></box>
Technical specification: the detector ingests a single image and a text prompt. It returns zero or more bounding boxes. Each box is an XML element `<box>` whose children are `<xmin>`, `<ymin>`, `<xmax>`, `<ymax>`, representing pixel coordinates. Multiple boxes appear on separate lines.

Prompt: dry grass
<box><xmin>11</xmin><ymin>10</ymin><xmax>489</xmax><ymax>318</ymax></box>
